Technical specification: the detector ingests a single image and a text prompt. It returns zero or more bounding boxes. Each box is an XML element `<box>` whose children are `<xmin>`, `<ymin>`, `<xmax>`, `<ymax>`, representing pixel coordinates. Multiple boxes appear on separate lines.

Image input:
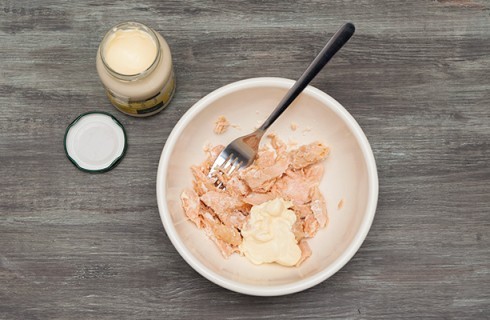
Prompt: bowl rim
<box><xmin>156</xmin><ymin>77</ymin><xmax>378</xmax><ymax>296</ymax></box>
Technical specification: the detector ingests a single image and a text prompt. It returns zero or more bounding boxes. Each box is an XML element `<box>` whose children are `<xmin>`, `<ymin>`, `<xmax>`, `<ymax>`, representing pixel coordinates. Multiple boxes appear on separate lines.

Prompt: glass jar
<box><xmin>96</xmin><ymin>22</ymin><xmax>176</xmax><ymax>117</ymax></box>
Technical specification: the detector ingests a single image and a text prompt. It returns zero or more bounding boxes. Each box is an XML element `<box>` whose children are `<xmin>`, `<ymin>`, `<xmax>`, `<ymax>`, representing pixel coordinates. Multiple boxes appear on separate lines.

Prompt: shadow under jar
<box><xmin>96</xmin><ymin>22</ymin><xmax>176</xmax><ymax>117</ymax></box>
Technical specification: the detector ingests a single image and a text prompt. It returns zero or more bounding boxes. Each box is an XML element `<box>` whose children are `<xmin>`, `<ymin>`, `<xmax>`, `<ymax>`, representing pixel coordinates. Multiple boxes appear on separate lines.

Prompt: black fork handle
<box><xmin>258</xmin><ymin>22</ymin><xmax>355</xmax><ymax>132</ymax></box>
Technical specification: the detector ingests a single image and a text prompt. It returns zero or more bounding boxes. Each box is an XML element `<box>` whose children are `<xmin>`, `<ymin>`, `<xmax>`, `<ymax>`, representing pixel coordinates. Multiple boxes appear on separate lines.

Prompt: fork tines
<box><xmin>209</xmin><ymin>153</ymin><xmax>243</xmax><ymax>189</ymax></box>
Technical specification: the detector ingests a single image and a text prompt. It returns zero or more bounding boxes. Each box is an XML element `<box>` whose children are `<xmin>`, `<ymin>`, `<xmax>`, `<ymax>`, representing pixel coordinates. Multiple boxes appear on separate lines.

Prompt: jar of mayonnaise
<box><xmin>96</xmin><ymin>22</ymin><xmax>176</xmax><ymax>117</ymax></box>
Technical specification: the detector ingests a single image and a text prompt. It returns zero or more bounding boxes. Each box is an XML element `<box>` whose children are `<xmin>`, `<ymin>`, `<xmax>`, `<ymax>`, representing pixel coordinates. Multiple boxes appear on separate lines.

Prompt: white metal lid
<box><xmin>64</xmin><ymin>112</ymin><xmax>127</xmax><ymax>172</ymax></box>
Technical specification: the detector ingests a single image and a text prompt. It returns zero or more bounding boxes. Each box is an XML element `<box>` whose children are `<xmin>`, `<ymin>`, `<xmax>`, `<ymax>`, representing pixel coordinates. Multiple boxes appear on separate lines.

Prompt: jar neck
<box><xmin>99</xmin><ymin>22</ymin><xmax>161</xmax><ymax>82</ymax></box>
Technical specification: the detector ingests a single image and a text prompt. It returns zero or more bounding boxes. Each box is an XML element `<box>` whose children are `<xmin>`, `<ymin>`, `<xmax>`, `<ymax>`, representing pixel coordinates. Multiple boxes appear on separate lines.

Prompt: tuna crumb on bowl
<box><xmin>214</xmin><ymin>115</ymin><xmax>230</xmax><ymax>134</ymax></box>
<box><xmin>156</xmin><ymin>77</ymin><xmax>378</xmax><ymax>296</ymax></box>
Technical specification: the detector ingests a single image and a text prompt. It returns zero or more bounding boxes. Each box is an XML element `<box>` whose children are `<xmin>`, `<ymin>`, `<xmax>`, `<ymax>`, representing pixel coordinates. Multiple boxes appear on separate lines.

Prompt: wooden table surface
<box><xmin>1</xmin><ymin>1</ymin><xmax>489</xmax><ymax>319</ymax></box>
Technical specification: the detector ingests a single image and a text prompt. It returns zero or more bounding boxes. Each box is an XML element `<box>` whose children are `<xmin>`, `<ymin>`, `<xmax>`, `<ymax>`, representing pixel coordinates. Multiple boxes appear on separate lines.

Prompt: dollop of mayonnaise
<box><xmin>240</xmin><ymin>198</ymin><xmax>301</xmax><ymax>266</ymax></box>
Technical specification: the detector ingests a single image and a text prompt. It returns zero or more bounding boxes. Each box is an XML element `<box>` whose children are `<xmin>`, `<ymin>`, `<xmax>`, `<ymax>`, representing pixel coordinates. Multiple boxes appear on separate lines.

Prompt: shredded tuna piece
<box><xmin>310</xmin><ymin>186</ymin><xmax>328</xmax><ymax>228</ymax></box>
<box><xmin>273</xmin><ymin>170</ymin><xmax>315</xmax><ymax>205</ymax></box>
<box><xmin>242</xmin><ymin>192</ymin><xmax>277</xmax><ymax>206</ymax></box>
<box><xmin>191</xmin><ymin>166</ymin><xmax>216</xmax><ymax>195</ymax></box>
<box><xmin>240</xmin><ymin>155</ymin><xmax>289</xmax><ymax>192</ymax></box>
<box><xmin>303</xmin><ymin>214</ymin><xmax>320</xmax><ymax>238</ymax></box>
<box><xmin>254</xmin><ymin>150</ymin><xmax>276</xmax><ymax>167</ymax></box>
<box><xmin>200</xmin><ymin>212</ymin><xmax>238</xmax><ymax>257</ymax></box>
<box><xmin>289</xmin><ymin>142</ymin><xmax>329</xmax><ymax>169</ymax></box>
<box><xmin>201</xmin><ymin>191</ymin><xmax>246</xmax><ymax>213</ymax></box>
<box><xmin>296</xmin><ymin>240</ymin><xmax>312</xmax><ymax>266</ymax></box>
<box><xmin>226</xmin><ymin>176</ymin><xmax>250</xmax><ymax>196</ymax></box>
<box><xmin>338</xmin><ymin>199</ymin><xmax>344</xmax><ymax>209</ymax></box>
<box><xmin>292</xmin><ymin>218</ymin><xmax>305</xmax><ymax>241</ymax></box>
<box><xmin>268</xmin><ymin>133</ymin><xmax>287</xmax><ymax>154</ymax></box>
<box><xmin>181</xmin><ymin>188</ymin><xmax>202</xmax><ymax>225</ymax></box>
<box><xmin>214</xmin><ymin>115</ymin><xmax>230</xmax><ymax>134</ymax></box>
<box><xmin>293</xmin><ymin>204</ymin><xmax>313</xmax><ymax>219</ymax></box>
<box><xmin>212</xmin><ymin>223</ymin><xmax>242</xmax><ymax>246</ymax></box>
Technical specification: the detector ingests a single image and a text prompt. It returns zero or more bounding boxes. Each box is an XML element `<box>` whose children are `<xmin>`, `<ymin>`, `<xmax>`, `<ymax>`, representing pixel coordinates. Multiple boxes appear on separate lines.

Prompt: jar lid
<box><xmin>64</xmin><ymin>111</ymin><xmax>127</xmax><ymax>173</ymax></box>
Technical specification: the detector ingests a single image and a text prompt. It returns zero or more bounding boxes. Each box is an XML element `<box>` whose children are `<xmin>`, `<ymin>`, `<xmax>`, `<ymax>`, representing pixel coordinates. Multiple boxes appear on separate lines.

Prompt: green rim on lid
<box><xmin>64</xmin><ymin>111</ymin><xmax>128</xmax><ymax>173</ymax></box>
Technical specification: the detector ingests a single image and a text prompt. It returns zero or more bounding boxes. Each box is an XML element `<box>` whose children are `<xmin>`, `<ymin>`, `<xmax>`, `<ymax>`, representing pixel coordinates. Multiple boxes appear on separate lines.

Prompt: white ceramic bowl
<box><xmin>156</xmin><ymin>77</ymin><xmax>378</xmax><ymax>296</ymax></box>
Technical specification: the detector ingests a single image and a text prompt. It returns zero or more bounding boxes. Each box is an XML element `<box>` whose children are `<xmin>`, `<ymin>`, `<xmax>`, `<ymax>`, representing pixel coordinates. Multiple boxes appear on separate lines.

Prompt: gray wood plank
<box><xmin>1</xmin><ymin>0</ymin><xmax>489</xmax><ymax>319</ymax></box>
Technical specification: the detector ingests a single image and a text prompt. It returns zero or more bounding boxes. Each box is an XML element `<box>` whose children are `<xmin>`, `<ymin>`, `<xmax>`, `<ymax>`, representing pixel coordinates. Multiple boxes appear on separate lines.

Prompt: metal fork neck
<box><xmin>258</xmin><ymin>22</ymin><xmax>355</xmax><ymax>133</ymax></box>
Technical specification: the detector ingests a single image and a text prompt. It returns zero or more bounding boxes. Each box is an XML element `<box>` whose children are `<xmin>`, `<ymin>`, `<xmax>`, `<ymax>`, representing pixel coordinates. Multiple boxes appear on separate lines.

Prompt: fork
<box><xmin>208</xmin><ymin>22</ymin><xmax>355</xmax><ymax>185</ymax></box>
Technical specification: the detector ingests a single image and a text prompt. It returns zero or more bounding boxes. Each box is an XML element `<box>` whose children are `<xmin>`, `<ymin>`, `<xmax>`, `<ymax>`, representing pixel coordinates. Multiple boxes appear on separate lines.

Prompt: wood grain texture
<box><xmin>1</xmin><ymin>0</ymin><xmax>489</xmax><ymax>319</ymax></box>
